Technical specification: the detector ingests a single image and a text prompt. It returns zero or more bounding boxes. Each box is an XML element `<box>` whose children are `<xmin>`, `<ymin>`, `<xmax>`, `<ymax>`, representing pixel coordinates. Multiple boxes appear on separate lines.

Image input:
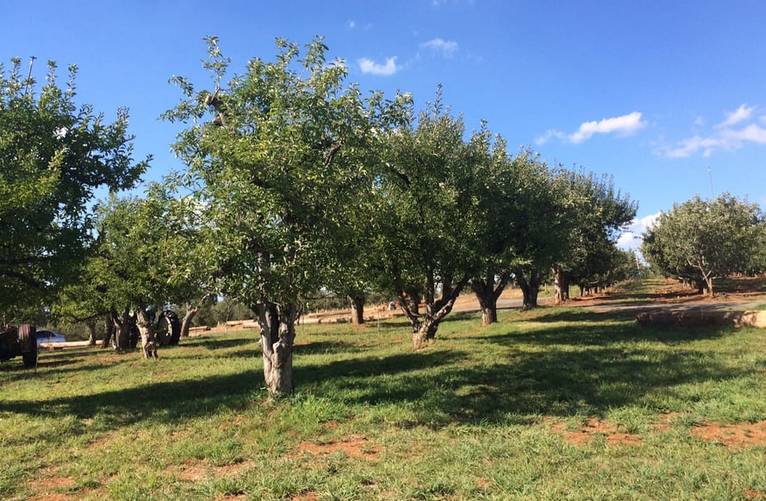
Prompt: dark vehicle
<box><xmin>0</xmin><ymin>324</ymin><xmax>38</xmax><ymax>368</ymax></box>
<box><xmin>36</xmin><ymin>330</ymin><xmax>66</xmax><ymax>345</ymax></box>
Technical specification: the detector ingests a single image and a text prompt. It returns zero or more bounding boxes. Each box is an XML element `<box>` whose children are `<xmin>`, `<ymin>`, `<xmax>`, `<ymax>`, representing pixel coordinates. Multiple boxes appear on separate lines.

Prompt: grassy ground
<box><xmin>2</xmin><ymin>290</ymin><xmax>766</xmax><ymax>500</ymax></box>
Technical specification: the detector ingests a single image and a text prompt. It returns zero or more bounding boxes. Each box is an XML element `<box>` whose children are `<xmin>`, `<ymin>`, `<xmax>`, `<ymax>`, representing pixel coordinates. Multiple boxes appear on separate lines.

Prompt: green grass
<box><xmin>2</xmin><ymin>301</ymin><xmax>766</xmax><ymax>500</ymax></box>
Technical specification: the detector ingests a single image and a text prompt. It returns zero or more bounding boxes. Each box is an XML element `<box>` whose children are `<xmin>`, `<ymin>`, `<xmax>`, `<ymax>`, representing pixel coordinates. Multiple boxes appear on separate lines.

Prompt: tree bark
<box><xmin>180</xmin><ymin>306</ymin><xmax>199</xmax><ymax>338</ymax></box>
<box><xmin>518</xmin><ymin>270</ymin><xmax>541</xmax><ymax>309</ymax></box>
<box><xmin>401</xmin><ymin>276</ymin><xmax>468</xmax><ymax>349</ymax></box>
<box><xmin>349</xmin><ymin>295</ymin><xmax>365</xmax><ymax>325</ymax></box>
<box><xmin>112</xmin><ymin>308</ymin><xmax>133</xmax><ymax>351</ymax></box>
<box><xmin>472</xmin><ymin>270</ymin><xmax>508</xmax><ymax>325</ymax></box>
<box><xmin>135</xmin><ymin>308</ymin><xmax>159</xmax><ymax>359</ymax></box>
<box><xmin>86</xmin><ymin>319</ymin><xmax>97</xmax><ymax>346</ymax></box>
<box><xmin>255</xmin><ymin>301</ymin><xmax>297</xmax><ymax>395</ymax></box>
<box><xmin>412</xmin><ymin>318</ymin><xmax>438</xmax><ymax>350</ymax></box>
<box><xmin>102</xmin><ymin>314</ymin><xmax>115</xmax><ymax>349</ymax></box>
<box><xmin>552</xmin><ymin>266</ymin><xmax>568</xmax><ymax>305</ymax></box>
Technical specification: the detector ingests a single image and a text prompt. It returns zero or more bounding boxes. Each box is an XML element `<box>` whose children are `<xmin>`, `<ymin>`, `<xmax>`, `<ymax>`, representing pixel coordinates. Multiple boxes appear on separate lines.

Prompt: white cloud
<box><xmin>716</xmin><ymin>104</ymin><xmax>753</xmax><ymax>128</ymax></box>
<box><xmin>569</xmin><ymin>112</ymin><xmax>646</xmax><ymax>144</ymax></box>
<box><xmin>617</xmin><ymin>212</ymin><xmax>660</xmax><ymax>251</ymax></box>
<box><xmin>358</xmin><ymin>57</ymin><xmax>399</xmax><ymax>76</ymax></box>
<box><xmin>421</xmin><ymin>38</ymin><xmax>459</xmax><ymax>57</ymax></box>
<box><xmin>660</xmin><ymin>106</ymin><xmax>766</xmax><ymax>158</ymax></box>
<box><xmin>537</xmin><ymin>112</ymin><xmax>646</xmax><ymax>145</ymax></box>
<box><xmin>346</xmin><ymin>19</ymin><xmax>356</xmax><ymax>29</ymax></box>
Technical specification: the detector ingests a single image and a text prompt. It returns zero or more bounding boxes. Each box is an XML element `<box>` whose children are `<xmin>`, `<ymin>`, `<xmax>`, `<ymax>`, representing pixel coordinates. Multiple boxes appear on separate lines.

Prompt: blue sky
<box><xmin>5</xmin><ymin>0</ymin><xmax>766</xmax><ymax>247</ymax></box>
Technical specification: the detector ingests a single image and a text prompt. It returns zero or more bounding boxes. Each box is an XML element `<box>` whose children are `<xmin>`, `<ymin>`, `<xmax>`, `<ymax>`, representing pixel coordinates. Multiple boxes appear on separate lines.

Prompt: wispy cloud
<box><xmin>660</xmin><ymin>104</ymin><xmax>766</xmax><ymax>158</ymax></box>
<box><xmin>537</xmin><ymin>112</ymin><xmax>646</xmax><ymax>145</ymax></box>
<box><xmin>421</xmin><ymin>38</ymin><xmax>459</xmax><ymax>57</ymax></box>
<box><xmin>617</xmin><ymin>212</ymin><xmax>660</xmax><ymax>251</ymax></box>
<box><xmin>358</xmin><ymin>56</ymin><xmax>399</xmax><ymax>76</ymax></box>
<box><xmin>346</xmin><ymin>19</ymin><xmax>356</xmax><ymax>29</ymax></box>
<box><xmin>716</xmin><ymin>104</ymin><xmax>753</xmax><ymax>128</ymax></box>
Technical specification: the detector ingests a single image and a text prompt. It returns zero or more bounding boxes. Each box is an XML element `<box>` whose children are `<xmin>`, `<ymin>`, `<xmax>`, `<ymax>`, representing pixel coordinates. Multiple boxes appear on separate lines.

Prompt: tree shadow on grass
<box><xmin>328</xmin><ymin>343</ymin><xmax>747</xmax><ymax>426</ymax></box>
<box><xmin>0</xmin><ymin>351</ymin><xmax>463</xmax><ymax>430</ymax></box>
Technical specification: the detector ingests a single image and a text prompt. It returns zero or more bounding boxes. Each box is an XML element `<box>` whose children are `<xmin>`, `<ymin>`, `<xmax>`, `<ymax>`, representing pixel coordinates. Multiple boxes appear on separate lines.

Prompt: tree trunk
<box><xmin>135</xmin><ymin>308</ymin><xmax>159</xmax><ymax>359</ymax></box>
<box><xmin>102</xmin><ymin>314</ymin><xmax>115</xmax><ymax>349</ymax></box>
<box><xmin>113</xmin><ymin>308</ymin><xmax>133</xmax><ymax>351</ymax></box>
<box><xmin>472</xmin><ymin>270</ymin><xmax>508</xmax><ymax>326</ymax></box>
<box><xmin>481</xmin><ymin>304</ymin><xmax>497</xmax><ymax>325</ymax></box>
<box><xmin>256</xmin><ymin>302</ymin><xmax>297</xmax><ymax>395</ymax></box>
<box><xmin>181</xmin><ymin>306</ymin><xmax>199</xmax><ymax>338</ymax></box>
<box><xmin>86</xmin><ymin>319</ymin><xmax>97</xmax><ymax>346</ymax></box>
<box><xmin>412</xmin><ymin>318</ymin><xmax>438</xmax><ymax>350</ymax></box>
<box><xmin>349</xmin><ymin>295</ymin><xmax>365</xmax><ymax>325</ymax></box>
<box><xmin>519</xmin><ymin>271</ymin><xmax>541</xmax><ymax>309</ymax></box>
<box><xmin>704</xmin><ymin>276</ymin><xmax>714</xmax><ymax>296</ymax></box>
<box><xmin>553</xmin><ymin>267</ymin><xmax>568</xmax><ymax>305</ymax></box>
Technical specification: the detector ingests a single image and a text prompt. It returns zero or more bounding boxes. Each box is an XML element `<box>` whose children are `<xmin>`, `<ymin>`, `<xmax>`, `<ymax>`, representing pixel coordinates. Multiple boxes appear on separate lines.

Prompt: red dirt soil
<box><xmin>691</xmin><ymin>420</ymin><xmax>766</xmax><ymax>449</ymax></box>
<box><xmin>549</xmin><ymin>418</ymin><xmax>642</xmax><ymax>446</ymax></box>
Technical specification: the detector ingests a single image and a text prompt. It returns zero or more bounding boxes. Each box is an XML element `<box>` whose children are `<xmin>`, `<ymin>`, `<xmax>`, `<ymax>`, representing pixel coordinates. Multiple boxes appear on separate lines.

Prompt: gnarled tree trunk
<box><xmin>472</xmin><ymin>270</ymin><xmax>509</xmax><ymax>326</ymax></box>
<box><xmin>517</xmin><ymin>270</ymin><xmax>541</xmax><ymax>309</ymax></box>
<box><xmin>401</xmin><ymin>276</ymin><xmax>468</xmax><ymax>350</ymax></box>
<box><xmin>255</xmin><ymin>301</ymin><xmax>298</xmax><ymax>395</ymax></box>
<box><xmin>112</xmin><ymin>308</ymin><xmax>134</xmax><ymax>351</ymax></box>
<box><xmin>102</xmin><ymin>314</ymin><xmax>115</xmax><ymax>349</ymax></box>
<box><xmin>349</xmin><ymin>295</ymin><xmax>365</xmax><ymax>325</ymax></box>
<box><xmin>86</xmin><ymin>319</ymin><xmax>97</xmax><ymax>346</ymax></box>
<box><xmin>181</xmin><ymin>306</ymin><xmax>199</xmax><ymax>338</ymax></box>
<box><xmin>552</xmin><ymin>266</ymin><xmax>568</xmax><ymax>305</ymax></box>
<box><xmin>135</xmin><ymin>308</ymin><xmax>159</xmax><ymax>359</ymax></box>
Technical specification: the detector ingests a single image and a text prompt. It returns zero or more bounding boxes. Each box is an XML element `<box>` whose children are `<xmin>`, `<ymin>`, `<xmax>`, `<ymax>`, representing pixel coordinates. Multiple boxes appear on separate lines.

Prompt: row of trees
<box><xmin>3</xmin><ymin>38</ymin><xmax>637</xmax><ymax>394</ymax></box>
<box><xmin>643</xmin><ymin>194</ymin><xmax>766</xmax><ymax>295</ymax></box>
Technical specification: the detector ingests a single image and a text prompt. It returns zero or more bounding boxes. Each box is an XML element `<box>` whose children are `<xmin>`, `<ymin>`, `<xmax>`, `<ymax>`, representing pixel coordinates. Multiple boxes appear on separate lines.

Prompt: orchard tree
<box><xmin>0</xmin><ymin>58</ymin><xmax>147</xmax><ymax>316</ymax></box>
<box><xmin>165</xmin><ymin>37</ymin><xmax>409</xmax><ymax>393</ymax></box>
<box><xmin>374</xmin><ymin>95</ymin><xmax>487</xmax><ymax>348</ymax></box>
<box><xmin>643</xmin><ymin>194</ymin><xmax>761</xmax><ymax>295</ymax></box>
<box><xmin>467</xmin><ymin>140</ymin><xmax>528</xmax><ymax>325</ymax></box>
<box><xmin>553</xmin><ymin>172</ymin><xmax>636</xmax><ymax>302</ymax></box>
<box><xmin>95</xmin><ymin>185</ymin><xmax>206</xmax><ymax>357</ymax></box>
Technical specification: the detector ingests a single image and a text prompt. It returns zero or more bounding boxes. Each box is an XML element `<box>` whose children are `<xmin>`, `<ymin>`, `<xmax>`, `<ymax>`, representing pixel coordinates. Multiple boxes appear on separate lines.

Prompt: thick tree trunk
<box><xmin>553</xmin><ymin>267</ymin><xmax>568</xmax><ymax>305</ymax></box>
<box><xmin>113</xmin><ymin>308</ymin><xmax>133</xmax><ymax>351</ymax></box>
<box><xmin>180</xmin><ymin>306</ymin><xmax>198</xmax><ymax>338</ymax></box>
<box><xmin>86</xmin><ymin>320</ymin><xmax>97</xmax><ymax>346</ymax></box>
<box><xmin>481</xmin><ymin>304</ymin><xmax>497</xmax><ymax>325</ymax></box>
<box><xmin>256</xmin><ymin>302</ymin><xmax>297</xmax><ymax>395</ymax></box>
<box><xmin>518</xmin><ymin>271</ymin><xmax>541</xmax><ymax>309</ymax></box>
<box><xmin>349</xmin><ymin>295</ymin><xmax>365</xmax><ymax>325</ymax></box>
<box><xmin>472</xmin><ymin>271</ymin><xmax>509</xmax><ymax>326</ymax></box>
<box><xmin>135</xmin><ymin>308</ymin><xmax>159</xmax><ymax>359</ymax></box>
<box><xmin>102</xmin><ymin>314</ymin><xmax>115</xmax><ymax>349</ymax></box>
<box><xmin>412</xmin><ymin>318</ymin><xmax>438</xmax><ymax>350</ymax></box>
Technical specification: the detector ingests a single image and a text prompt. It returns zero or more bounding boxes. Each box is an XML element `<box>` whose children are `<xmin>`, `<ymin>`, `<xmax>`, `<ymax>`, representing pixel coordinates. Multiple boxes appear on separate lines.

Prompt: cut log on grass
<box><xmin>636</xmin><ymin>310</ymin><xmax>766</xmax><ymax>328</ymax></box>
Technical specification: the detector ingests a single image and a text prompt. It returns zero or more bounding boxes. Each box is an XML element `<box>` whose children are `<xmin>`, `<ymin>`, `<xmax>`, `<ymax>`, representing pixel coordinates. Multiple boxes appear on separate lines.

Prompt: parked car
<box><xmin>0</xmin><ymin>324</ymin><xmax>38</xmax><ymax>368</ymax></box>
<box><xmin>36</xmin><ymin>330</ymin><xmax>66</xmax><ymax>345</ymax></box>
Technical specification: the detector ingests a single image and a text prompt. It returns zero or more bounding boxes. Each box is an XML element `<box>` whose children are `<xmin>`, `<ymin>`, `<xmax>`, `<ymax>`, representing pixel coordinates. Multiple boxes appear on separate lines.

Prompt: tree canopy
<box><xmin>0</xmin><ymin>58</ymin><xmax>148</xmax><ymax>317</ymax></box>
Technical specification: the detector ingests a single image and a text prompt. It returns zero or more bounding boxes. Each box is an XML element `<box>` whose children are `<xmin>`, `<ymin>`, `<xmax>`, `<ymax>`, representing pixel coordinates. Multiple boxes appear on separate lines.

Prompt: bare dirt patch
<box><xmin>291</xmin><ymin>491</ymin><xmax>319</xmax><ymax>501</ymax></box>
<box><xmin>745</xmin><ymin>489</ymin><xmax>766</xmax><ymax>500</ymax></box>
<box><xmin>27</xmin><ymin>476</ymin><xmax>77</xmax><ymax>501</ymax></box>
<box><xmin>691</xmin><ymin>420</ymin><xmax>766</xmax><ymax>449</ymax></box>
<box><xmin>295</xmin><ymin>435</ymin><xmax>379</xmax><ymax>460</ymax></box>
<box><xmin>550</xmin><ymin>418</ymin><xmax>642</xmax><ymax>446</ymax></box>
